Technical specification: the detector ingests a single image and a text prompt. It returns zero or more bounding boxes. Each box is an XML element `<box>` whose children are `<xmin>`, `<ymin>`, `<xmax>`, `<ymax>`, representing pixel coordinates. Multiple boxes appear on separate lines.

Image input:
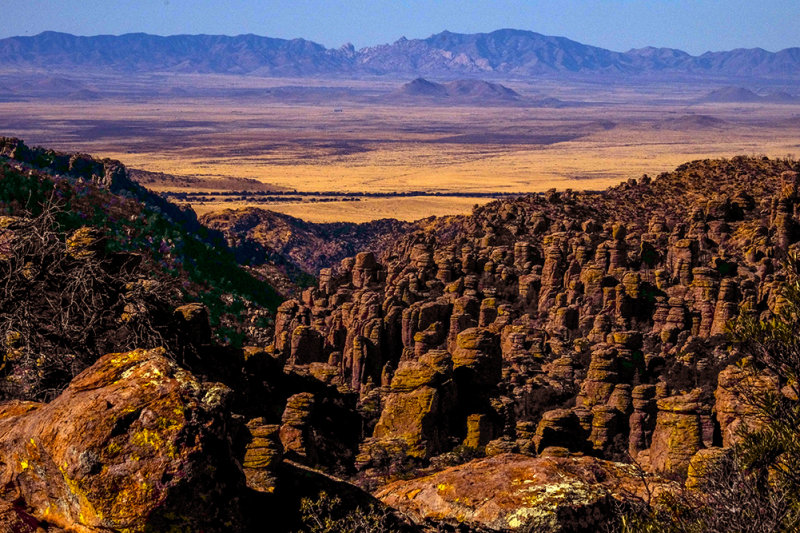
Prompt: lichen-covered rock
<box><xmin>685</xmin><ymin>447</ymin><xmax>731</xmax><ymax>490</ymax></box>
<box><xmin>372</xmin><ymin>350</ymin><xmax>457</xmax><ymax>458</ymax></box>
<box><xmin>715</xmin><ymin>364</ymin><xmax>779</xmax><ymax>447</ymax></box>
<box><xmin>289</xmin><ymin>325</ymin><xmax>324</xmax><ymax>365</ymax></box>
<box><xmin>280</xmin><ymin>392</ymin><xmax>316</xmax><ymax>462</ymax></box>
<box><xmin>243</xmin><ymin>418</ymin><xmax>282</xmax><ymax>493</ymax></box>
<box><xmin>464</xmin><ymin>413</ymin><xmax>494</xmax><ymax>449</ymax></box>
<box><xmin>644</xmin><ymin>389</ymin><xmax>705</xmax><ymax>476</ymax></box>
<box><xmin>173</xmin><ymin>302</ymin><xmax>212</xmax><ymax>346</ymax></box>
<box><xmin>534</xmin><ymin>409</ymin><xmax>585</xmax><ymax>454</ymax></box>
<box><xmin>452</xmin><ymin>327</ymin><xmax>501</xmax><ymax>389</ymax></box>
<box><xmin>0</xmin><ymin>348</ymin><xmax>244</xmax><ymax>532</ymax></box>
<box><xmin>65</xmin><ymin>226</ymin><xmax>107</xmax><ymax>260</ymax></box>
<box><xmin>629</xmin><ymin>384</ymin><xmax>657</xmax><ymax>457</ymax></box>
<box><xmin>377</xmin><ymin>453</ymin><xmax>675</xmax><ymax>532</ymax></box>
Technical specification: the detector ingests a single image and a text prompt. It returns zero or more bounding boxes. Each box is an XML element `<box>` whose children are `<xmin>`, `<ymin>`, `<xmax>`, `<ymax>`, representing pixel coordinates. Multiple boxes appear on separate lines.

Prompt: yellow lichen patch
<box><xmin>106</xmin><ymin>441</ymin><xmax>122</xmax><ymax>455</ymax></box>
<box><xmin>4</xmin><ymin>330</ymin><xmax>21</xmax><ymax>347</ymax></box>
<box><xmin>131</xmin><ymin>427</ymin><xmax>179</xmax><ymax>459</ymax></box>
<box><xmin>132</xmin><ymin>428</ymin><xmax>165</xmax><ymax>449</ymax></box>
<box><xmin>507</xmin><ymin>511</ymin><xmax>528</xmax><ymax>529</ymax></box>
<box><xmin>109</xmin><ymin>350</ymin><xmax>141</xmax><ymax>367</ymax></box>
<box><xmin>66</xmin><ymin>227</ymin><xmax>103</xmax><ymax>260</ymax></box>
<box><xmin>20</xmin><ymin>459</ymin><xmax>29</xmax><ymax>470</ymax></box>
<box><xmin>406</xmin><ymin>488</ymin><xmax>422</xmax><ymax>500</ymax></box>
<box><xmin>155</xmin><ymin>416</ymin><xmax>183</xmax><ymax>432</ymax></box>
<box><xmin>121</xmin><ymin>362</ymin><xmax>165</xmax><ymax>386</ymax></box>
<box><xmin>58</xmin><ymin>463</ymin><xmax>103</xmax><ymax>525</ymax></box>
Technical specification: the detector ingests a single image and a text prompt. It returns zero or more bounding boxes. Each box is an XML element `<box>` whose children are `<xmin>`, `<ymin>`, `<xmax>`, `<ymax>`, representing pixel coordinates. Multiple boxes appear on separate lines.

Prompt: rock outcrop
<box><xmin>378</xmin><ymin>453</ymin><xmax>676</xmax><ymax>532</ymax></box>
<box><xmin>370</xmin><ymin>349</ymin><xmax>457</xmax><ymax>459</ymax></box>
<box><xmin>642</xmin><ymin>389</ymin><xmax>705</xmax><ymax>476</ymax></box>
<box><xmin>0</xmin><ymin>348</ymin><xmax>245</xmax><ymax>532</ymax></box>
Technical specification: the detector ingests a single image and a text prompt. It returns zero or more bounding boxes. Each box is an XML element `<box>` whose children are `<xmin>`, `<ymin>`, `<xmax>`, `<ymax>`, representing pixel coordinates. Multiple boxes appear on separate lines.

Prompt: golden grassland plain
<box><xmin>188</xmin><ymin>196</ymin><xmax>490</xmax><ymax>223</ymax></box>
<box><xmin>1</xmin><ymin>75</ymin><xmax>798</xmax><ymax>222</ymax></box>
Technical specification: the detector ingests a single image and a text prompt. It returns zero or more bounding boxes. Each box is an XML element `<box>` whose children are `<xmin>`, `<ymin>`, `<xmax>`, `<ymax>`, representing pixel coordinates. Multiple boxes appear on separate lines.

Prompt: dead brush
<box><xmin>0</xmin><ymin>197</ymin><xmax>175</xmax><ymax>401</ymax></box>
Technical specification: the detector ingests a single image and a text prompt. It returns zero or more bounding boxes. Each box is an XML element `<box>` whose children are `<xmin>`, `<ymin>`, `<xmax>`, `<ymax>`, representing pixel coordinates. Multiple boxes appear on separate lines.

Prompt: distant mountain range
<box><xmin>1</xmin><ymin>29</ymin><xmax>799</xmax><ymax>80</ymax></box>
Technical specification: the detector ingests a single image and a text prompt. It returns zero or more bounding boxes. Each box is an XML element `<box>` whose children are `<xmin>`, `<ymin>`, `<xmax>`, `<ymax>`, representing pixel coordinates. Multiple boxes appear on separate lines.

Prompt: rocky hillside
<box><xmin>0</xmin><ymin>138</ymin><xmax>281</xmax><ymax>399</ymax></box>
<box><xmin>698</xmin><ymin>85</ymin><xmax>799</xmax><ymax>103</ymax></box>
<box><xmin>265</xmin><ymin>156</ymin><xmax>800</xmax><ymax>530</ymax></box>
<box><xmin>2</xmin><ymin>139</ymin><xmax>800</xmax><ymax>531</ymax></box>
<box><xmin>201</xmin><ymin>207</ymin><xmax>411</xmax><ymax>276</ymax></box>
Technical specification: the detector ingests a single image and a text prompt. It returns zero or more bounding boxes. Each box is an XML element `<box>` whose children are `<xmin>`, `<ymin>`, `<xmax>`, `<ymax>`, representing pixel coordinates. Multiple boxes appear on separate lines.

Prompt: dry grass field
<box><xmin>1</xmin><ymin>74</ymin><xmax>798</xmax><ymax>222</ymax></box>
<box><xmin>188</xmin><ymin>196</ymin><xmax>491</xmax><ymax>223</ymax></box>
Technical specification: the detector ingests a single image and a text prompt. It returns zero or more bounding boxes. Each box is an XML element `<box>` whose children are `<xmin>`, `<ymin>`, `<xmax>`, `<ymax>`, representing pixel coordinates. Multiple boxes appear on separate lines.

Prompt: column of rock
<box><xmin>689</xmin><ymin>267</ymin><xmax>718</xmax><ymax>337</ymax></box>
<box><xmin>279</xmin><ymin>392</ymin><xmax>317</xmax><ymax>464</ymax></box>
<box><xmin>576</xmin><ymin>344</ymin><xmax>620</xmax><ymax>410</ymax></box>
<box><xmin>769</xmin><ymin>171</ymin><xmax>798</xmax><ymax>252</ymax></box>
<box><xmin>370</xmin><ymin>349</ymin><xmax>457</xmax><ymax>459</ymax></box>
<box><xmin>288</xmin><ymin>325</ymin><xmax>324</xmax><ymax>365</ymax></box>
<box><xmin>588</xmin><ymin>404</ymin><xmax>627</xmax><ymax>459</ymax></box>
<box><xmin>607</xmin><ymin>223</ymin><xmax>628</xmax><ymax>276</ymax></box>
<box><xmin>715</xmin><ymin>364</ymin><xmax>778</xmax><ymax>446</ymax></box>
<box><xmin>273</xmin><ymin>300</ymin><xmax>307</xmax><ymax>361</ymax></box>
<box><xmin>243</xmin><ymin>418</ymin><xmax>283</xmax><ymax>493</ymax></box>
<box><xmin>451</xmin><ymin>327</ymin><xmax>502</xmax><ymax>437</ymax></box>
<box><xmin>710</xmin><ymin>278</ymin><xmax>739</xmax><ymax>335</ymax></box>
<box><xmin>534</xmin><ymin>409</ymin><xmax>585</xmax><ymax>455</ymax></box>
<box><xmin>447</xmin><ymin>296</ymin><xmax>479</xmax><ymax>353</ymax></box>
<box><xmin>434</xmin><ymin>245</ymin><xmax>459</xmax><ymax>283</ymax></box>
<box><xmin>643</xmin><ymin>388</ymin><xmax>705</xmax><ymax>476</ymax></box>
<box><xmin>628</xmin><ymin>384</ymin><xmax>657</xmax><ymax>458</ymax></box>
<box><xmin>667</xmin><ymin>227</ymin><xmax>697</xmax><ymax>286</ymax></box>
<box><xmin>538</xmin><ymin>236</ymin><xmax>566</xmax><ymax>314</ymax></box>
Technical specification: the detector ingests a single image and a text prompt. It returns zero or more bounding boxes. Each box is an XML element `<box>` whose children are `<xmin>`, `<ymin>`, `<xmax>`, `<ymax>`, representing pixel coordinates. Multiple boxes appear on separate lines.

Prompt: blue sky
<box><xmin>2</xmin><ymin>0</ymin><xmax>798</xmax><ymax>54</ymax></box>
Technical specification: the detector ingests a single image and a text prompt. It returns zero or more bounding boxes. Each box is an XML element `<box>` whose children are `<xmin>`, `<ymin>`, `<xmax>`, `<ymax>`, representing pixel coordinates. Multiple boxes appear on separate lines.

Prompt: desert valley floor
<box><xmin>1</xmin><ymin>73</ymin><xmax>798</xmax><ymax>221</ymax></box>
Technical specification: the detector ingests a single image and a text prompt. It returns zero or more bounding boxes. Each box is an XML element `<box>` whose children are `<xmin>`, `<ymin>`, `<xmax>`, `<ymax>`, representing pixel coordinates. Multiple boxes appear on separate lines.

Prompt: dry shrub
<box><xmin>0</xmin><ymin>199</ymin><xmax>175</xmax><ymax>400</ymax></box>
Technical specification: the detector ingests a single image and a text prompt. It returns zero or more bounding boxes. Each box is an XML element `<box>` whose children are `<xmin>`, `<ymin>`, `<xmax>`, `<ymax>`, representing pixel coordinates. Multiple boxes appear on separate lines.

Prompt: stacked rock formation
<box><xmin>266</xmin><ymin>157</ymin><xmax>800</xmax><ymax>480</ymax></box>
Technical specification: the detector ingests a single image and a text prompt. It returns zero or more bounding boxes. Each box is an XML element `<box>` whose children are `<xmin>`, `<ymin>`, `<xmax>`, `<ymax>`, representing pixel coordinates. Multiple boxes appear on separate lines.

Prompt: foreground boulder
<box><xmin>0</xmin><ymin>348</ymin><xmax>245</xmax><ymax>532</ymax></box>
<box><xmin>377</xmin><ymin>453</ymin><xmax>675</xmax><ymax>532</ymax></box>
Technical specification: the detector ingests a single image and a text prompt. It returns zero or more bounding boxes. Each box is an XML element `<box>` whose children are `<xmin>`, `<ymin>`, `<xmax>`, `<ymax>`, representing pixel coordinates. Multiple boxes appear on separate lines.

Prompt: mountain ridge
<box><xmin>1</xmin><ymin>28</ymin><xmax>799</xmax><ymax>80</ymax></box>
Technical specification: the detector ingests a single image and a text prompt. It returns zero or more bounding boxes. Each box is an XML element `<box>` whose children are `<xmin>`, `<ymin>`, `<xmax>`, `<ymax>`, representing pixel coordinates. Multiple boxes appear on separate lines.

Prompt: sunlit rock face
<box><xmin>0</xmin><ymin>348</ymin><xmax>245</xmax><ymax>532</ymax></box>
<box><xmin>377</xmin><ymin>453</ymin><xmax>677</xmax><ymax>532</ymax></box>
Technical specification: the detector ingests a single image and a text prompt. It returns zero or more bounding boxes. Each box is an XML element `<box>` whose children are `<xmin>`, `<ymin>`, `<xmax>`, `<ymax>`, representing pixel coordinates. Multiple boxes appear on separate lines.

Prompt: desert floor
<box><xmin>1</xmin><ymin>74</ymin><xmax>798</xmax><ymax>222</ymax></box>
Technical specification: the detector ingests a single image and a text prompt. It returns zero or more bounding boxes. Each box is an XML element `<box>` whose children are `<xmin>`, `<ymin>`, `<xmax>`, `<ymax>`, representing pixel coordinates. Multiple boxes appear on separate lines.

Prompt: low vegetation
<box><xmin>296</xmin><ymin>491</ymin><xmax>394</xmax><ymax>533</ymax></box>
<box><xmin>0</xmin><ymin>148</ymin><xmax>281</xmax><ymax>400</ymax></box>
